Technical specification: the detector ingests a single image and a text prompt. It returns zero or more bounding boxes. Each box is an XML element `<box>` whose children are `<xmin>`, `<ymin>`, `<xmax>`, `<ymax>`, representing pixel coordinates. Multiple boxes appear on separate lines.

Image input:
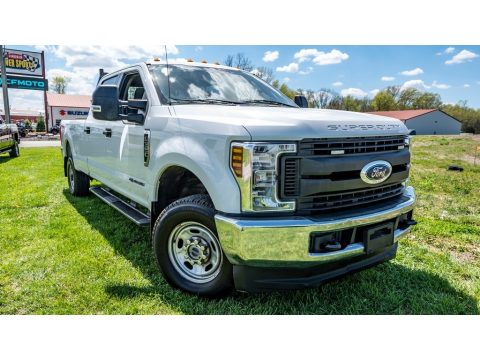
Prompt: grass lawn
<box><xmin>1</xmin><ymin>135</ymin><xmax>479</xmax><ymax>314</ymax></box>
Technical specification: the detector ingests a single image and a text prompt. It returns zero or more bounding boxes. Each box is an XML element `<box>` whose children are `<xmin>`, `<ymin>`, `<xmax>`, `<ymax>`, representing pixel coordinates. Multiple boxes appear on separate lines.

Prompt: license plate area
<box><xmin>363</xmin><ymin>221</ymin><xmax>394</xmax><ymax>254</ymax></box>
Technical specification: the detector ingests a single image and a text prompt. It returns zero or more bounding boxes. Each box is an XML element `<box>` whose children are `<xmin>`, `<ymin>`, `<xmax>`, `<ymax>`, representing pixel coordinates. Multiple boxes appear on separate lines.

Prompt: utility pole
<box><xmin>0</xmin><ymin>45</ymin><xmax>11</xmax><ymax>124</ymax></box>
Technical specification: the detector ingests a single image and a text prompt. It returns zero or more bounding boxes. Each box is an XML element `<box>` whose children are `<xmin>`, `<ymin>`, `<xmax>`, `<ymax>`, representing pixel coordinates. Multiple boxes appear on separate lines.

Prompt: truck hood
<box><xmin>172</xmin><ymin>105</ymin><xmax>408</xmax><ymax>140</ymax></box>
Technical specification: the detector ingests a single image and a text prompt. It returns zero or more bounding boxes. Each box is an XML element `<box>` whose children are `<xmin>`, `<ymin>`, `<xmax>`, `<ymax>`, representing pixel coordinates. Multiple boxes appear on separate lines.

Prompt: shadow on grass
<box><xmin>65</xmin><ymin>190</ymin><xmax>479</xmax><ymax>315</ymax></box>
<box><xmin>0</xmin><ymin>154</ymin><xmax>14</xmax><ymax>163</ymax></box>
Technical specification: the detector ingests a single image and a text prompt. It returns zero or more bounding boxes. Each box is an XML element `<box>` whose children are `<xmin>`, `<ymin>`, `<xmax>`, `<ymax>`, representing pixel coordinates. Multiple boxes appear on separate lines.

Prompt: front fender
<box><xmin>148</xmin><ymin>138</ymin><xmax>241</xmax><ymax>214</ymax></box>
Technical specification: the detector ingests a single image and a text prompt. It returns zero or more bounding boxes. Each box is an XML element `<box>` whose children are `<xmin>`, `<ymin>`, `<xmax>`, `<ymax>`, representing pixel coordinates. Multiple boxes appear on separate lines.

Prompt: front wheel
<box><xmin>9</xmin><ymin>141</ymin><xmax>20</xmax><ymax>158</ymax></box>
<box><xmin>152</xmin><ymin>194</ymin><xmax>233</xmax><ymax>297</ymax></box>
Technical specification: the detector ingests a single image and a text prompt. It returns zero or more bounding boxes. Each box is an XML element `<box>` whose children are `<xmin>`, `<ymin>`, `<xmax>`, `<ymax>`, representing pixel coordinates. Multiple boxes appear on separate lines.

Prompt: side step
<box><xmin>90</xmin><ymin>186</ymin><xmax>150</xmax><ymax>226</ymax></box>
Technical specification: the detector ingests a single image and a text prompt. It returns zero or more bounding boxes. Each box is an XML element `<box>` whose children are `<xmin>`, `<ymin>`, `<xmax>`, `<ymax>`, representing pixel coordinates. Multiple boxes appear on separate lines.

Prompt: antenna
<box><xmin>164</xmin><ymin>45</ymin><xmax>172</xmax><ymax>105</ymax></box>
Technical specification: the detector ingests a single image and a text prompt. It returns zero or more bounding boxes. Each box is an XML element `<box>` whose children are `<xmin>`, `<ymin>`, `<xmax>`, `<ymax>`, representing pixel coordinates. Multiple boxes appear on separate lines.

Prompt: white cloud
<box><xmin>400</xmin><ymin>67</ymin><xmax>424</xmax><ymax>76</ymax></box>
<box><xmin>298</xmin><ymin>67</ymin><xmax>313</xmax><ymax>75</ymax></box>
<box><xmin>370</xmin><ymin>89</ymin><xmax>380</xmax><ymax>97</ymax></box>
<box><xmin>381</xmin><ymin>76</ymin><xmax>395</xmax><ymax>81</ymax></box>
<box><xmin>282</xmin><ymin>77</ymin><xmax>291</xmax><ymax>83</ymax></box>
<box><xmin>431</xmin><ymin>81</ymin><xmax>450</xmax><ymax>89</ymax></box>
<box><xmin>262</xmin><ymin>50</ymin><xmax>279</xmax><ymax>62</ymax></box>
<box><xmin>401</xmin><ymin>79</ymin><xmax>430</xmax><ymax>91</ymax></box>
<box><xmin>276</xmin><ymin>62</ymin><xmax>299</xmax><ymax>73</ymax></box>
<box><xmin>0</xmin><ymin>89</ymin><xmax>44</xmax><ymax>112</ymax></box>
<box><xmin>340</xmin><ymin>88</ymin><xmax>367</xmax><ymax>98</ymax></box>
<box><xmin>436</xmin><ymin>47</ymin><xmax>455</xmax><ymax>56</ymax></box>
<box><xmin>464</xmin><ymin>84</ymin><xmax>471</xmax><ymax>88</ymax></box>
<box><xmin>294</xmin><ymin>48</ymin><xmax>349</xmax><ymax>65</ymax></box>
<box><xmin>445</xmin><ymin>49</ymin><xmax>479</xmax><ymax>64</ymax></box>
<box><xmin>53</xmin><ymin>45</ymin><xmax>178</xmax><ymax>69</ymax></box>
<box><xmin>332</xmin><ymin>81</ymin><xmax>343</xmax><ymax>87</ymax></box>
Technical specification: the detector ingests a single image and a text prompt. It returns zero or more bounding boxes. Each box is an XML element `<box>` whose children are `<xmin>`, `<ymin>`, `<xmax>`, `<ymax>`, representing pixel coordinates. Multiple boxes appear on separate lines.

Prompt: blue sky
<box><xmin>3</xmin><ymin>45</ymin><xmax>480</xmax><ymax>111</ymax></box>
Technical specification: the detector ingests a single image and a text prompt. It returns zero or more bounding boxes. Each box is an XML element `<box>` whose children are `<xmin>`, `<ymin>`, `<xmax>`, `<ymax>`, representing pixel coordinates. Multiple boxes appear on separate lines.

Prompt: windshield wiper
<box><xmin>170</xmin><ymin>98</ymin><xmax>242</xmax><ymax>105</ymax></box>
<box><xmin>241</xmin><ymin>99</ymin><xmax>297</xmax><ymax>108</ymax></box>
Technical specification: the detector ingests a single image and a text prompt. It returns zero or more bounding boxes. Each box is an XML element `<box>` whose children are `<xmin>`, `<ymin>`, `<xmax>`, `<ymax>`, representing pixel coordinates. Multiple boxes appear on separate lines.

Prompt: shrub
<box><xmin>36</xmin><ymin>119</ymin><xmax>46</xmax><ymax>132</ymax></box>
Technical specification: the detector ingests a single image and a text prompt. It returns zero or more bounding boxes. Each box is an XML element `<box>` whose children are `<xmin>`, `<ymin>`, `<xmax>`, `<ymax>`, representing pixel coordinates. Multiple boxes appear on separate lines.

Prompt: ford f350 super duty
<box><xmin>61</xmin><ymin>60</ymin><xmax>416</xmax><ymax>296</ymax></box>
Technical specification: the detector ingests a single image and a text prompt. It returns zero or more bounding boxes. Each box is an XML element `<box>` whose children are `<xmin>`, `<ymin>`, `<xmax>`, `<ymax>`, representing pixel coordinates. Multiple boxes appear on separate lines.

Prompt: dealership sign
<box><xmin>0</xmin><ymin>75</ymin><xmax>48</xmax><ymax>91</ymax></box>
<box><xmin>1</xmin><ymin>49</ymin><xmax>44</xmax><ymax>77</ymax></box>
<box><xmin>52</xmin><ymin>107</ymin><xmax>90</xmax><ymax>120</ymax></box>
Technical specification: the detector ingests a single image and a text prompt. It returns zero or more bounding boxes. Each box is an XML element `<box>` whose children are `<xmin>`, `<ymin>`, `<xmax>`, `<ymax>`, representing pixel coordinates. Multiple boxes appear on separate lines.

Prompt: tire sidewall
<box><xmin>67</xmin><ymin>157</ymin><xmax>76</xmax><ymax>194</ymax></box>
<box><xmin>10</xmin><ymin>142</ymin><xmax>19</xmax><ymax>157</ymax></box>
<box><xmin>153</xmin><ymin>202</ymin><xmax>233</xmax><ymax>296</ymax></box>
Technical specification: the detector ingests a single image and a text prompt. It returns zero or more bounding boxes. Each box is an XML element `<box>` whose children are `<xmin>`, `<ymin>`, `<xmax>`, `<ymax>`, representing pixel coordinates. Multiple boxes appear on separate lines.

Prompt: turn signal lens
<box><xmin>231</xmin><ymin>146</ymin><xmax>243</xmax><ymax>177</ymax></box>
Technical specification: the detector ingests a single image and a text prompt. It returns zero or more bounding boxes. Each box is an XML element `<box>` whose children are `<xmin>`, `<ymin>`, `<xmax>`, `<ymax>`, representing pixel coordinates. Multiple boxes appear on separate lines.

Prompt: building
<box><xmin>0</xmin><ymin>108</ymin><xmax>43</xmax><ymax>123</ymax></box>
<box><xmin>46</xmin><ymin>93</ymin><xmax>91</xmax><ymax>129</ymax></box>
<box><xmin>368</xmin><ymin>109</ymin><xmax>461</xmax><ymax>135</ymax></box>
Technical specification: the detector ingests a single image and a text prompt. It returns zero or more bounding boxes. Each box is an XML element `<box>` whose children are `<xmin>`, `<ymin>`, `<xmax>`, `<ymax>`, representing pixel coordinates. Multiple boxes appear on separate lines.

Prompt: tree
<box><xmin>412</xmin><ymin>92</ymin><xmax>442</xmax><ymax>109</ymax></box>
<box><xmin>36</xmin><ymin>118</ymin><xmax>46</xmax><ymax>132</ymax></box>
<box><xmin>223</xmin><ymin>53</ymin><xmax>254</xmax><ymax>71</ymax></box>
<box><xmin>372</xmin><ymin>91</ymin><xmax>398</xmax><ymax>111</ymax></box>
<box><xmin>398</xmin><ymin>88</ymin><xmax>419</xmax><ymax>110</ymax></box>
<box><xmin>52</xmin><ymin>76</ymin><xmax>70</xmax><ymax>94</ymax></box>
<box><xmin>252</xmin><ymin>66</ymin><xmax>275</xmax><ymax>84</ymax></box>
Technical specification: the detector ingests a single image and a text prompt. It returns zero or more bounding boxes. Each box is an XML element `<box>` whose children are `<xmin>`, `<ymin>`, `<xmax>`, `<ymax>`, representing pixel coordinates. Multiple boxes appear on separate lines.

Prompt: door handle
<box><xmin>102</xmin><ymin>128</ymin><xmax>112</xmax><ymax>138</ymax></box>
<box><xmin>84</xmin><ymin>127</ymin><xmax>91</xmax><ymax>134</ymax></box>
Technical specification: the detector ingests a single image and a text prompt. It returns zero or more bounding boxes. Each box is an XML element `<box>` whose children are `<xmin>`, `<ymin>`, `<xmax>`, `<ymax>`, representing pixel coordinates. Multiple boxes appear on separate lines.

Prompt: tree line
<box><xmin>225</xmin><ymin>53</ymin><xmax>480</xmax><ymax>134</ymax></box>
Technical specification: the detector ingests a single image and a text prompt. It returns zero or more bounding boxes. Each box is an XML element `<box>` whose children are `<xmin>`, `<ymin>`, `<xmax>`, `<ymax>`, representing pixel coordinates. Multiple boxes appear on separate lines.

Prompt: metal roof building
<box><xmin>46</xmin><ymin>93</ymin><xmax>91</xmax><ymax>129</ymax></box>
<box><xmin>368</xmin><ymin>109</ymin><xmax>461</xmax><ymax>135</ymax></box>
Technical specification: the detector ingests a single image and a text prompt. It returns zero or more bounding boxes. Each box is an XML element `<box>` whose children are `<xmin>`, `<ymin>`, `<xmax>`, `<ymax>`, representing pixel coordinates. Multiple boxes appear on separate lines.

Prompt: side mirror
<box><xmin>91</xmin><ymin>85</ymin><xmax>119</xmax><ymax>121</ymax></box>
<box><xmin>409</xmin><ymin>129</ymin><xmax>416</xmax><ymax>135</ymax></box>
<box><xmin>119</xmin><ymin>99</ymin><xmax>147</xmax><ymax>124</ymax></box>
<box><xmin>294</xmin><ymin>95</ymin><xmax>309</xmax><ymax>108</ymax></box>
<box><xmin>127</xmin><ymin>99</ymin><xmax>147</xmax><ymax>111</ymax></box>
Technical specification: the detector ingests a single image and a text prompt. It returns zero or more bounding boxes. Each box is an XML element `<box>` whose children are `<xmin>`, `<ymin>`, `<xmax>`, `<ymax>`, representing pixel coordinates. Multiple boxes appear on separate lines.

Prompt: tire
<box><xmin>152</xmin><ymin>194</ymin><xmax>233</xmax><ymax>297</ymax></box>
<box><xmin>9</xmin><ymin>141</ymin><xmax>20</xmax><ymax>158</ymax></box>
<box><xmin>66</xmin><ymin>157</ymin><xmax>90</xmax><ymax>196</ymax></box>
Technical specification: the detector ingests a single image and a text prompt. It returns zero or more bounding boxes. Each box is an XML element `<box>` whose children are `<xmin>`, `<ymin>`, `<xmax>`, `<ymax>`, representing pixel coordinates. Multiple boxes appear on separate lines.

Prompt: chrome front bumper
<box><xmin>215</xmin><ymin>186</ymin><xmax>416</xmax><ymax>267</ymax></box>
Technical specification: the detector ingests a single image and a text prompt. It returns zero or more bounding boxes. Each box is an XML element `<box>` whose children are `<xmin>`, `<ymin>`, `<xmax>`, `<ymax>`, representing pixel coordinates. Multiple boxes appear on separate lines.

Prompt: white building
<box><xmin>46</xmin><ymin>93</ymin><xmax>91</xmax><ymax>129</ymax></box>
<box><xmin>368</xmin><ymin>109</ymin><xmax>462</xmax><ymax>135</ymax></box>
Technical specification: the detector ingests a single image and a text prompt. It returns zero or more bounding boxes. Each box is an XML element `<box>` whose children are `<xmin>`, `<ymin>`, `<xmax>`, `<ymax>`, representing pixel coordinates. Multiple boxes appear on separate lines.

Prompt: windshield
<box><xmin>149</xmin><ymin>64</ymin><xmax>297</xmax><ymax>107</ymax></box>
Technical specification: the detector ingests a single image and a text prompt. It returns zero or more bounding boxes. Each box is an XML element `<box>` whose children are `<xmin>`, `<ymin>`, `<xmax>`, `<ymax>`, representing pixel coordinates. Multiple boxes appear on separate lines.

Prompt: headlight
<box><xmin>230</xmin><ymin>142</ymin><xmax>296</xmax><ymax>212</ymax></box>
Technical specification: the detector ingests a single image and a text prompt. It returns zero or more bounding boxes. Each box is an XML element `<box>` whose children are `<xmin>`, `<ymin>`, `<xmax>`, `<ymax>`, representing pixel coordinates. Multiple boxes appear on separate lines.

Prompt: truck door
<box><xmin>83</xmin><ymin>73</ymin><xmax>121</xmax><ymax>183</ymax></box>
<box><xmin>104</xmin><ymin>69</ymin><xmax>150</xmax><ymax>205</ymax></box>
<box><xmin>0</xmin><ymin>122</ymin><xmax>8</xmax><ymax>151</ymax></box>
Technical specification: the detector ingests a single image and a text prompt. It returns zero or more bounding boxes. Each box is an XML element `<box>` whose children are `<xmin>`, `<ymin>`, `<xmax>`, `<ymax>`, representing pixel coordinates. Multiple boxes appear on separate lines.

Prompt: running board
<box><xmin>90</xmin><ymin>186</ymin><xmax>150</xmax><ymax>226</ymax></box>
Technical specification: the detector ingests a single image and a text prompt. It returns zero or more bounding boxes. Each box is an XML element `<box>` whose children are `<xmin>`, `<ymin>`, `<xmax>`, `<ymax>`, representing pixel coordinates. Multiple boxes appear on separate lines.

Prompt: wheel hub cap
<box><xmin>168</xmin><ymin>222</ymin><xmax>223</xmax><ymax>284</ymax></box>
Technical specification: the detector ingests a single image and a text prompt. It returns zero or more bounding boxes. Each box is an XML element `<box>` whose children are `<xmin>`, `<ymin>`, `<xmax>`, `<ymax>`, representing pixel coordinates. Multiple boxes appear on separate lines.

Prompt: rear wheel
<box><xmin>9</xmin><ymin>141</ymin><xmax>19</xmax><ymax>158</ymax></box>
<box><xmin>152</xmin><ymin>194</ymin><xmax>233</xmax><ymax>297</ymax></box>
<box><xmin>67</xmin><ymin>157</ymin><xmax>90</xmax><ymax>196</ymax></box>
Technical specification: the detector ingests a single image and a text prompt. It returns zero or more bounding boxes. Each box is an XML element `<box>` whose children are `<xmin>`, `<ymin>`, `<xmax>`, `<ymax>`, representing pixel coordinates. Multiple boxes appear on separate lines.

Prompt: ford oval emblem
<box><xmin>360</xmin><ymin>160</ymin><xmax>392</xmax><ymax>185</ymax></box>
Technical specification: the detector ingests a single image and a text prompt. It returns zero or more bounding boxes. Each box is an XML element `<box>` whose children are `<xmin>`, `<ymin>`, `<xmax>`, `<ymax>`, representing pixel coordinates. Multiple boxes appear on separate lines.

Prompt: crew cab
<box><xmin>0</xmin><ymin>120</ymin><xmax>20</xmax><ymax>158</ymax></box>
<box><xmin>61</xmin><ymin>60</ymin><xmax>416</xmax><ymax>296</ymax></box>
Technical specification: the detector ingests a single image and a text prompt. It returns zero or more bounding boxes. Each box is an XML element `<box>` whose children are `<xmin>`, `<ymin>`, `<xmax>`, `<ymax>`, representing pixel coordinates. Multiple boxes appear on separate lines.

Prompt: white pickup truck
<box><xmin>61</xmin><ymin>60</ymin><xmax>416</xmax><ymax>296</ymax></box>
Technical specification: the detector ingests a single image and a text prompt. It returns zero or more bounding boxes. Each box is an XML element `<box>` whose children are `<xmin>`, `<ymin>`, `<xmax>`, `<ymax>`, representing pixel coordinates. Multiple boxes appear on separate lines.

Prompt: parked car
<box><xmin>61</xmin><ymin>60</ymin><xmax>416</xmax><ymax>296</ymax></box>
<box><xmin>0</xmin><ymin>120</ymin><xmax>20</xmax><ymax>157</ymax></box>
<box><xmin>49</xmin><ymin>124</ymin><xmax>60</xmax><ymax>135</ymax></box>
<box><xmin>16</xmin><ymin>121</ymin><xmax>32</xmax><ymax>138</ymax></box>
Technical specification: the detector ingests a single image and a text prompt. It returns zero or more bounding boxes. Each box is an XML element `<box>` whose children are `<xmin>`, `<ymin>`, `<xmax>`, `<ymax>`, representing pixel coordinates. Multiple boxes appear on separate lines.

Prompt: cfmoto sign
<box><xmin>0</xmin><ymin>75</ymin><xmax>48</xmax><ymax>91</ymax></box>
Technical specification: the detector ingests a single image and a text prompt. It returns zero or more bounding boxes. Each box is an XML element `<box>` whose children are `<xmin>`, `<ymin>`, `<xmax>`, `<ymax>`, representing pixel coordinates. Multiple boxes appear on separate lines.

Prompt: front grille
<box><xmin>297</xmin><ymin>183</ymin><xmax>404</xmax><ymax>213</ymax></box>
<box><xmin>283</xmin><ymin>158</ymin><xmax>300</xmax><ymax>196</ymax></box>
<box><xmin>299</xmin><ymin>135</ymin><xmax>407</xmax><ymax>156</ymax></box>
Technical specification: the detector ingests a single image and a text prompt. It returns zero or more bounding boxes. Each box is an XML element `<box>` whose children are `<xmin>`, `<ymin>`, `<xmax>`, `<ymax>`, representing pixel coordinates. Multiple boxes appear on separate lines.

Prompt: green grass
<box><xmin>1</xmin><ymin>135</ymin><xmax>479</xmax><ymax>314</ymax></box>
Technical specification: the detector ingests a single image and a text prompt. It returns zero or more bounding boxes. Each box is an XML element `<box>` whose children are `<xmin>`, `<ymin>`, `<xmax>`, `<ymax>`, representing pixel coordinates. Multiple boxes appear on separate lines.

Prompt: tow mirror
<box><xmin>127</xmin><ymin>99</ymin><xmax>147</xmax><ymax>111</ymax></box>
<box><xmin>294</xmin><ymin>95</ymin><xmax>309</xmax><ymax>108</ymax></box>
<box><xmin>91</xmin><ymin>85</ymin><xmax>119</xmax><ymax>121</ymax></box>
<box><xmin>118</xmin><ymin>99</ymin><xmax>147</xmax><ymax>124</ymax></box>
